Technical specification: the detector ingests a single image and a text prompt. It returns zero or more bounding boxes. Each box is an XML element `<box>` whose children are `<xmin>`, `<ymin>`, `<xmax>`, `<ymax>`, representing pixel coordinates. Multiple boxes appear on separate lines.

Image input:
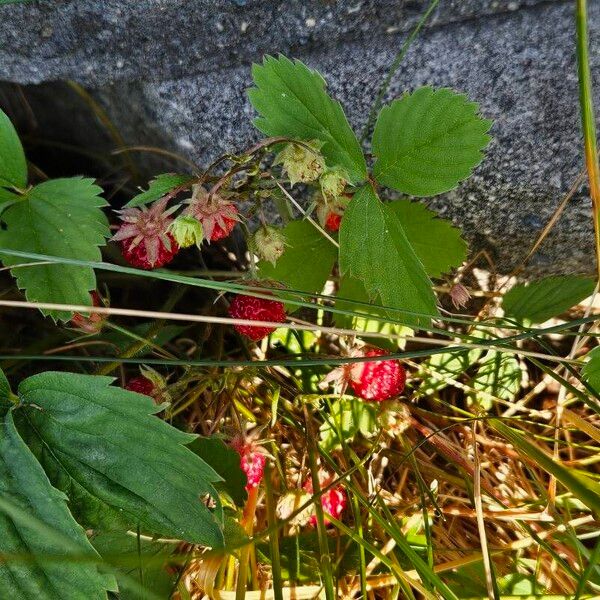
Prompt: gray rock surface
<box><xmin>1</xmin><ymin>0</ymin><xmax>599</xmax><ymax>275</ymax></box>
<box><xmin>0</xmin><ymin>0</ymin><xmax>556</xmax><ymax>86</ymax></box>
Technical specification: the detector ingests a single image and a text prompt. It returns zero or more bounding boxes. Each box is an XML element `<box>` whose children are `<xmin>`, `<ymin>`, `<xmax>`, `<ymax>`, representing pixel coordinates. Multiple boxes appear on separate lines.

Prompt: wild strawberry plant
<box><xmin>1</xmin><ymin>52</ymin><xmax>600</xmax><ymax>599</ymax></box>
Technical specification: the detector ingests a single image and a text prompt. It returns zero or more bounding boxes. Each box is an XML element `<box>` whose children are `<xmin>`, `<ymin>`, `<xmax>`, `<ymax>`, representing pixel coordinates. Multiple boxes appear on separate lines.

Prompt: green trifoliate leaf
<box><xmin>14</xmin><ymin>372</ymin><xmax>224</xmax><ymax>548</ymax></box>
<box><xmin>258</xmin><ymin>219</ymin><xmax>337</xmax><ymax>311</ymax></box>
<box><xmin>248</xmin><ymin>55</ymin><xmax>367</xmax><ymax>183</ymax></box>
<box><xmin>372</xmin><ymin>87</ymin><xmax>492</xmax><ymax>196</ymax></box>
<box><xmin>387</xmin><ymin>200</ymin><xmax>467</xmax><ymax>277</ymax></box>
<box><xmin>502</xmin><ymin>276</ymin><xmax>595</xmax><ymax>324</ymax></box>
<box><xmin>339</xmin><ymin>186</ymin><xmax>438</xmax><ymax>328</ymax></box>
<box><xmin>0</xmin><ymin>109</ymin><xmax>27</xmax><ymax>189</ymax></box>
<box><xmin>125</xmin><ymin>173</ymin><xmax>193</xmax><ymax>208</ymax></box>
<box><xmin>469</xmin><ymin>351</ymin><xmax>522</xmax><ymax>410</ymax></box>
<box><xmin>0</xmin><ymin>177</ymin><xmax>109</xmax><ymax>321</ymax></box>
<box><xmin>0</xmin><ymin>411</ymin><xmax>116</xmax><ymax>600</ymax></box>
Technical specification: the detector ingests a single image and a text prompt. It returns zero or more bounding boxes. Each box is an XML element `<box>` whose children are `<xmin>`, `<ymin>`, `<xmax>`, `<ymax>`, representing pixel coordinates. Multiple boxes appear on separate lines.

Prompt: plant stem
<box><xmin>576</xmin><ymin>0</ymin><xmax>600</xmax><ymax>282</ymax></box>
<box><xmin>303</xmin><ymin>404</ymin><xmax>336</xmax><ymax>600</ymax></box>
<box><xmin>264</xmin><ymin>463</ymin><xmax>284</xmax><ymax>600</ymax></box>
<box><xmin>360</xmin><ymin>0</ymin><xmax>440</xmax><ymax>142</ymax></box>
<box><xmin>350</xmin><ymin>492</ymin><xmax>368</xmax><ymax>600</ymax></box>
<box><xmin>235</xmin><ymin>486</ymin><xmax>259</xmax><ymax>600</ymax></box>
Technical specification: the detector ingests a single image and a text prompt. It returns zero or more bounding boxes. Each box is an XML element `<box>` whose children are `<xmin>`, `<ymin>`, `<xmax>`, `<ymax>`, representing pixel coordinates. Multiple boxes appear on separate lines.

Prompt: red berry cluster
<box><xmin>324</xmin><ymin>212</ymin><xmax>342</xmax><ymax>232</ymax></box>
<box><xmin>112</xmin><ymin>192</ymin><xmax>239</xmax><ymax>270</ymax></box>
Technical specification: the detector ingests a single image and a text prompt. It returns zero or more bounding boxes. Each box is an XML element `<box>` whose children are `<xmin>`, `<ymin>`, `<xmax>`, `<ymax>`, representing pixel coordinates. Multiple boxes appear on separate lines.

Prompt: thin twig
<box><xmin>472</xmin><ymin>422</ymin><xmax>498</xmax><ymax>600</ymax></box>
<box><xmin>274</xmin><ymin>181</ymin><xmax>339</xmax><ymax>248</ymax></box>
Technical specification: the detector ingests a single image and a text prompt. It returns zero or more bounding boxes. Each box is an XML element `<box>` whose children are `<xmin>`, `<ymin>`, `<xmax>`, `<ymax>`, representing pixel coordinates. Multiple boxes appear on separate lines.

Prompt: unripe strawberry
<box><xmin>303</xmin><ymin>470</ymin><xmax>347</xmax><ymax>526</ymax></box>
<box><xmin>169</xmin><ymin>215</ymin><xmax>204</xmax><ymax>249</ymax></box>
<box><xmin>112</xmin><ymin>197</ymin><xmax>179</xmax><ymax>269</ymax></box>
<box><xmin>350</xmin><ymin>347</ymin><xmax>406</xmax><ymax>402</ymax></box>
<box><xmin>275</xmin><ymin>141</ymin><xmax>325</xmax><ymax>186</ymax></box>
<box><xmin>316</xmin><ymin>192</ymin><xmax>351</xmax><ymax>232</ymax></box>
<box><xmin>184</xmin><ymin>184</ymin><xmax>239</xmax><ymax>242</ymax></box>
<box><xmin>70</xmin><ymin>291</ymin><xmax>106</xmax><ymax>334</ymax></box>
<box><xmin>319</xmin><ymin>168</ymin><xmax>348</xmax><ymax>202</ymax></box>
<box><xmin>228</xmin><ymin>294</ymin><xmax>286</xmax><ymax>341</ymax></box>
<box><xmin>253</xmin><ymin>225</ymin><xmax>286</xmax><ymax>265</ymax></box>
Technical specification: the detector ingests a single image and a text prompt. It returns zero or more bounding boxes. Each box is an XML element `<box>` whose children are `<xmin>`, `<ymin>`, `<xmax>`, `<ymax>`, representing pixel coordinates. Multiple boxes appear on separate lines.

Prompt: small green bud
<box><xmin>319</xmin><ymin>168</ymin><xmax>348</xmax><ymax>202</ymax></box>
<box><xmin>169</xmin><ymin>215</ymin><xmax>203</xmax><ymax>249</ymax></box>
<box><xmin>253</xmin><ymin>225</ymin><xmax>286</xmax><ymax>265</ymax></box>
<box><xmin>275</xmin><ymin>141</ymin><xmax>325</xmax><ymax>186</ymax></box>
<box><xmin>139</xmin><ymin>366</ymin><xmax>172</xmax><ymax>406</ymax></box>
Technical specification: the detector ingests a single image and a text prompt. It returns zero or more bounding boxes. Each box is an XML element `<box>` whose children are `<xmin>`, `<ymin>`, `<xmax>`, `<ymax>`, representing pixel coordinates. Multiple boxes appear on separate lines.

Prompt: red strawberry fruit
<box><xmin>303</xmin><ymin>470</ymin><xmax>347</xmax><ymax>526</ymax></box>
<box><xmin>231</xmin><ymin>434</ymin><xmax>269</xmax><ymax>490</ymax></box>
<box><xmin>350</xmin><ymin>347</ymin><xmax>406</xmax><ymax>402</ymax></box>
<box><xmin>112</xmin><ymin>197</ymin><xmax>179</xmax><ymax>269</ymax></box>
<box><xmin>324</xmin><ymin>212</ymin><xmax>342</xmax><ymax>232</ymax></box>
<box><xmin>125</xmin><ymin>375</ymin><xmax>155</xmax><ymax>397</ymax></box>
<box><xmin>210</xmin><ymin>207</ymin><xmax>238</xmax><ymax>241</ymax></box>
<box><xmin>228</xmin><ymin>294</ymin><xmax>286</xmax><ymax>341</ymax></box>
<box><xmin>240</xmin><ymin>452</ymin><xmax>267</xmax><ymax>490</ymax></box>
<box><xmin>124</xmin><ymin>367</ymin><xmax>170</xmax><ymax>405</ymax></box>
<box><xmin>184</xmin><ymin>185</ymin><xmax>239</xmax><ymax>242</ymax></box>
